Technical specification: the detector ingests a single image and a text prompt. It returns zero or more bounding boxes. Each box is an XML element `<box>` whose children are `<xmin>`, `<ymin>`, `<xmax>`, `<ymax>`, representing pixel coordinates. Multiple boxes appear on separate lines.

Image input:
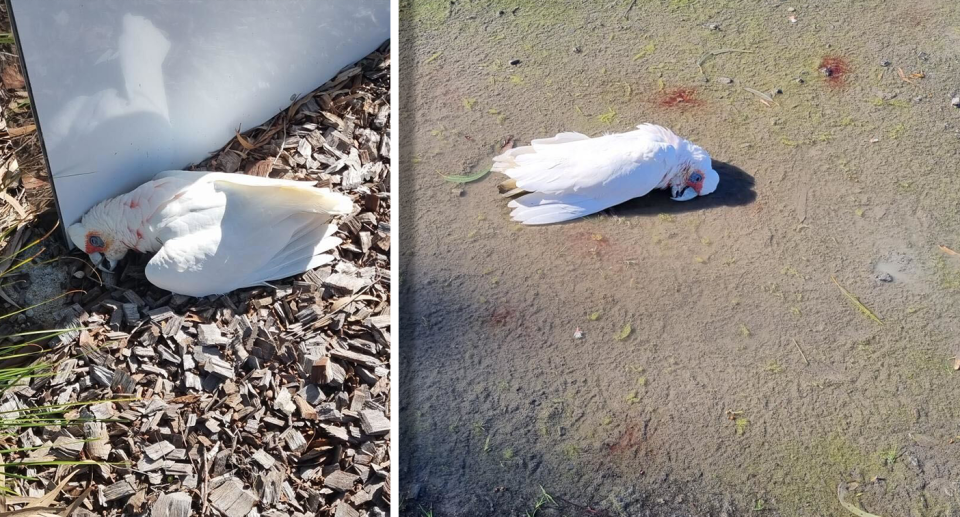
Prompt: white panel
<box><xmin>9</xmin><ymin>0</ymin><xmax>389</xmax><ymax>230</ymax></box>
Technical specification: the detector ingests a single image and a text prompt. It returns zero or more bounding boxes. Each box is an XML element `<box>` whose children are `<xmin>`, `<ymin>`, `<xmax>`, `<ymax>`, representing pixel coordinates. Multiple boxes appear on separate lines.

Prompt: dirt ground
<box><xmin>399</xmin><ymin>1</ymin><xmax>960</xmax><ymax>516</ymax></box>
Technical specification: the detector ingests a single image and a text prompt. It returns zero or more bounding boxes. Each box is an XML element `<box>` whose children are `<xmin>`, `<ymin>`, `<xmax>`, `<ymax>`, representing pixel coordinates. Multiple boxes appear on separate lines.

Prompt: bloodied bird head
<box><xmin>670</xmin><ymin>143</ymin><xmax>719</xmax><ymax>201</ymax></box>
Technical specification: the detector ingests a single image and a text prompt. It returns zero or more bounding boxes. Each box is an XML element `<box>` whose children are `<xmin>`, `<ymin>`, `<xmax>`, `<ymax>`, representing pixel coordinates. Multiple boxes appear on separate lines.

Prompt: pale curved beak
<box><xmin>89</xmin><ymin>252</ymin><xmax>118</xmax><ymax>272</ymax></box>
<box><xmin>671</xmin><ymin>186</ymin><xmax>698</xmax><ymax>201</ymax></box>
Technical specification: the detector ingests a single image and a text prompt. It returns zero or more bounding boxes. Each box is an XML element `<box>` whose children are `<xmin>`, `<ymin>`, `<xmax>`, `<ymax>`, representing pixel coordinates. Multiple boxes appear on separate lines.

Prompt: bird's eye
<box><xmin>88</xmin><ymin>235</ymin><xmax>105</xmax><ymax>248</ymax></box>
<box><xmin>690</xmin><ymin>172</ymin><xmax>703</xmax><ymax>183</ymax></box>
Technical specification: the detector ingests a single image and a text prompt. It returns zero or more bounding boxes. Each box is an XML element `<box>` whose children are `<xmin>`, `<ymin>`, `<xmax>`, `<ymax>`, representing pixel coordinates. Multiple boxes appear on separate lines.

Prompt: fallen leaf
<box><xmin>1</xmin><ymin>65</ymin><xmax>24</xmax><ymax>89</ymax></box>
<box><xmin>0</xmin><ymin>191</ymin><xmax>27</xmax><ymax>219</ymax></box>
<box><xmin>26</xmin><ymin>469</ymin><xmax>77</xmax><ymax>508</ymax></box>
<box><xmin>235</xmin><ymin>129</ymin><xmax>255</xmax><ymax>150</ymax></box>
<box><xmin>953</xmin><ymin>358</ymin><xmax>960</xmax><ymax>371</ymax></box>
<box><xmin>330</xmin><ymin>294</ymin><xmax>378</xmax><ymax>313</ymax></box>
<box><xmin>439</xmin><ymin>168</ymin><xmax>490</xmax><ymax>184</ymax></box>
<box><xmin>615</xmin><ymin>323</ymin><xmax>632</xmax><ymax>341</ymax></box>
<box><xmin>7</xmin><ymin>124</ymin><xmax>35</xmax><ymax>137</ymax></box>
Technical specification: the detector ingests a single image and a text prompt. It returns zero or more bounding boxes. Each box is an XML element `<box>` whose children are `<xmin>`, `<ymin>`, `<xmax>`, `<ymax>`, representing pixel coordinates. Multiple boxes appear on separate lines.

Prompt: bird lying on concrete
<box><xmin>494</xmin><ymin>124</ymin><xmax>719</xmax><ymax>225</ymax></box>
<box><xmin>68</xmin><ymin>170</ymin><xmax>354</xmax><ymax>297</ymax></box>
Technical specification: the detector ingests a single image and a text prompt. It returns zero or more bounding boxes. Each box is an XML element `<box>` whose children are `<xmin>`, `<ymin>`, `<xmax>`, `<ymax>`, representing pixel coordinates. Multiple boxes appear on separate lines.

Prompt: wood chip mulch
<box><xmin>0</xmin><ymin>39</ymin><xmax>391</xmax><ymax>517</ymax></box>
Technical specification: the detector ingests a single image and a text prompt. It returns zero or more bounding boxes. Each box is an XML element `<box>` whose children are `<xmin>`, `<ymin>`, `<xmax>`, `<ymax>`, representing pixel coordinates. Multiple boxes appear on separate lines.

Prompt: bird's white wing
<box><xmin>145</xmin><ymin>176</ymin><xmax>350</xmax><ymax>296</ymax></box>
<box><xmin>500</xmin><ymin>131</ymin><xmax>674</xmax><ymax>195</ymax></box>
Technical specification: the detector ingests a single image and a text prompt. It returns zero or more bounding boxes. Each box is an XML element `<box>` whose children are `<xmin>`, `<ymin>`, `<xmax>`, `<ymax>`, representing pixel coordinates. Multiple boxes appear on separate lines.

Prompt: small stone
<box><xmin>795</xmin><ymin>77</ymin><xmax>805</xmax><ymax>84</ymax></box>
<box><xmin>707</xmin><ymin>23</ymin><xmax>720</xmax><ymax>30</ymax></box>
<box><xmin>452</xmin><ymin>188</ymin><xmax>464</xmax><ymax>197</ymax></box>
<box><xmin>880</xmin><ymin>59</ymin><xmax>891</xmax><ymax>67</ymax></box>
<box><xmin>914</xmin><ymin>96</ymin><xmax>923</xmax><ymax>103</ymax></box>
<box><xmin>875</xmin><ymin>272</ymin><xmax>893</xmax><ymax>283</ymax></box>
<box><xmin>788</xmin><ymin>15</ymin><xmax>797</xmax><ymax>23</ymax></box>
<box><xmin>572</xmin><ymin>46</ymin><xmax>581</xmax><ymax>54</ymax></box>
<box><xmin>509</xmin><ymin>59</ymin><xmax>521</xmax><ymax>66</ymax></box>
<box><xmin>952</xmin><ymin>96</ymin><xmax>960</xmax><ymax>108</ymax></box>
<box><xmin>717</xmin><ymin>77</ymin><xmax>733</xmax><ymax>84</ymax></box>
<box><xmin>917</xmin><ymin>51</ymin><xmax>929</xmax><ymax>61</ymax></box>
<box><xmin>786</xmin><ymin>6</ymin><xmax>796</xmax><ymax>11</ymax></box>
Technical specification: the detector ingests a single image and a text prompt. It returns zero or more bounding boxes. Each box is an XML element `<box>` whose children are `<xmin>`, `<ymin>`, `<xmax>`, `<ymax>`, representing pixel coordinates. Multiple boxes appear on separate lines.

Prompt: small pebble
<box><xmin>717</xmin><ymin>77</ymin><xmax>733</xmax><ymax>84</ymax></box>
<box><xmin>914</xmin><ymin>96</ymin><xmax>923</xmax><ymax>103</ymax></box>
<box><xmin>573</xmin><ymin>46</ymin><xmax>581</xmax><ymax>54</ymax></box>
<box><xmin>880</xmin><ymin>59</ymin><xmax>891</xmax><ymax>67</ymax></box>
<box><xmin>452</xmin><ymin>188</ymin><xmax>464</xmax><ymax>197</ymax></box>
<box><xmin>917</xmin><ymin>52</ymin><xmax>929</xmax><ymax>61</ymax></box>
<box><xmin>707</xmin><ymin>23</ymin><xmax>720</xmax><ymax>30</ymax></box>
<box><xmin>952</xmin><ymin>96</ymin><xmax>960</xmax><ymax>108</ymax></box>
<box><xmin>795</xmin><ymin>78</ymin><xmax>805</xmax><ymax>84</ymax></box>
<box><xmin>786</xmin><ymin>6</ymin><xmax>796</xmax><ymax>11</ymax></box>
<box><xmin>509</xmin><ymin>59</ymin><xmax>521</xmax><ymax>66</ymax></box>
<box><xmin>788</xmin><ymin>15</ymin><xmax>798</xmax><ymax>23</ymax></box>
<box><xmin>73</xmin><ymin>271</ymin><xmax>85</xmax><ymax>279</ymax></box>
<box><xmin>870</xmin><ymin>138</ymin><xmax>880</xmax><ymax>143</ymax></box>
<box><xmin>773</xmin><ymin>88</ymin><xmax>783</xmax><ymax>95</ymax></box>
<box><xmin>876</xmin><ymin>272</ymin><xmax>893</xmax><ymax>283</ymax></box>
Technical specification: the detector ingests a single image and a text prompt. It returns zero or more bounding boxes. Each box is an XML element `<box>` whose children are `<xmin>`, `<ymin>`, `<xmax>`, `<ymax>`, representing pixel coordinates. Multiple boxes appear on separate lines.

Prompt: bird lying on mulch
<box><xmin>68</xmin><ymin>170</ymin><xmax>353</xmax><ymax>297</ymax></box>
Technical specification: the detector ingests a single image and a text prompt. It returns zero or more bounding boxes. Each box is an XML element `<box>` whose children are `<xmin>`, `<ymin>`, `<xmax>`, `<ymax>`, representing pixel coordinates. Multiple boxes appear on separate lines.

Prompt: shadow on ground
<box><xmin>612</xmin><ymin>160</ymin><xmax>756</xmax><ymax>217</ymax></box>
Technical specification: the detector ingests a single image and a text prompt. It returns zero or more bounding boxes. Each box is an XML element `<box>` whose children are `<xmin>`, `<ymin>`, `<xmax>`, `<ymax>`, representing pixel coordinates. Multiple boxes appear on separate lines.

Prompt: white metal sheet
<box><xmin>9</xmin><ymin>0</ymin><xmax>389</xmax><ymax>231</ymax></box>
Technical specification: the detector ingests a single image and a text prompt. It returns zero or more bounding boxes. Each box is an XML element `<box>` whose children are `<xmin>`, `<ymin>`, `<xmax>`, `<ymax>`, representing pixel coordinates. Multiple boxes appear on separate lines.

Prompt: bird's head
<box><xmin>670</xmin><ymin>144</ymin><xmax>719</xmax><ymax>201</ymax></box>
<box><xmin>68</xmin><ymin>219</ymin><xmax>130</xmax><ymax>271</ymax></box>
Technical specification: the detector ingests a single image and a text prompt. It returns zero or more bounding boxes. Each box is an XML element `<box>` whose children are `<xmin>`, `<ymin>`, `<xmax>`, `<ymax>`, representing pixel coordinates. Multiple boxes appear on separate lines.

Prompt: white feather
<box><xmin>493</xmin><ymin>124</ymin><xmax>717</xmax><ymax>225</ymax></box>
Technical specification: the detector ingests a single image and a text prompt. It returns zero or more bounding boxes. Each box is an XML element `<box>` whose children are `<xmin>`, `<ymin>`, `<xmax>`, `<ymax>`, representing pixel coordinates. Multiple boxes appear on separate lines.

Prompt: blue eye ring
<box><xmin>88</xmin><ymin>235</ymin><xmax>105</xmax><ymax>248</ymax></box>
<box><xmin>690</xmin><ymin>172</ymin><xmax>703</xmax><ymax>183</ymax></box>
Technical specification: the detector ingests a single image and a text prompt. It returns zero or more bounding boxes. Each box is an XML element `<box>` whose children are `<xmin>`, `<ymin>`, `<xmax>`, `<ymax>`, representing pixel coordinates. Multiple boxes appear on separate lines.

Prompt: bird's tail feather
<box><xmin>507</xmin><ymin>192</ymin><xmax>607</xmax><ymax>225</ymax></box>
<box><xmin>491</xmin><ymin>131</ymin><xmax>589</xmax><ymax>174</ymax></box>
<box><xmin>240</xmin><ymin>216</ymin><xmax>342</xmax><ymax>285</ymax></box>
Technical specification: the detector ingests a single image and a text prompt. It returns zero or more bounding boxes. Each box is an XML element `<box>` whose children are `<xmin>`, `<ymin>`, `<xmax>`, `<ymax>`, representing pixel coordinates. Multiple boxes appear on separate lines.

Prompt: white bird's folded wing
<box><xmin>145</xmin><ymin>173</ymin><xmax>352</xmax><ymax>296</ymax></box>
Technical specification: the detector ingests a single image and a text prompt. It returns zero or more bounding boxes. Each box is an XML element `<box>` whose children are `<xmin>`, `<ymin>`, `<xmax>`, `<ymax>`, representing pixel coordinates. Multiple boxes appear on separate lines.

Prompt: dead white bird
<box><xmin>494</xmin><ymin>124</ymin><xmax>719</xmax><ymax>225</ymax></box>
<box><xmin>67</xmin><ymin>170</ymin><xmax>354</xmax><ymax>297</ymax></box>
